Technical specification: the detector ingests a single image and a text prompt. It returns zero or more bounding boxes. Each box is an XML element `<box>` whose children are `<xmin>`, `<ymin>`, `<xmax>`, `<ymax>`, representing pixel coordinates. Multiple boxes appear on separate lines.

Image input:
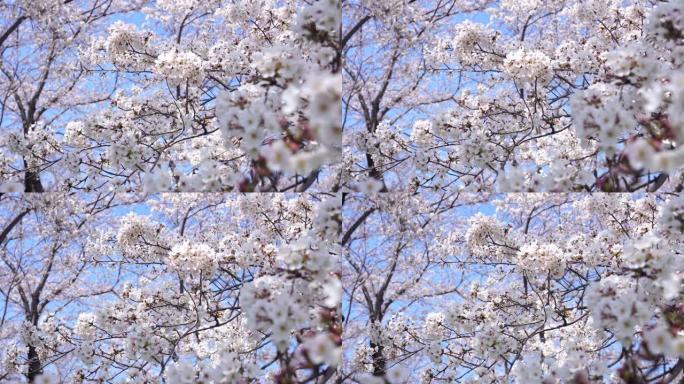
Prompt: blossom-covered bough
<box><xmin>342</xmin><ymin>192</ymin><xmax>684</xmax><ymax>383</ymax></box>
<box><xmin>0</xmin><ymin>192</ymin><xmax>342</xmax><ymax>383</ymax></box>
<box><xmin>1</xmin><ymin>0</ymin><xmax>341</xmax><ymax>193</ymax></box>
<box><xmin>343</xmin><ymin>0</ymin><xmax>684</xmax><ymax>193</ymax></box>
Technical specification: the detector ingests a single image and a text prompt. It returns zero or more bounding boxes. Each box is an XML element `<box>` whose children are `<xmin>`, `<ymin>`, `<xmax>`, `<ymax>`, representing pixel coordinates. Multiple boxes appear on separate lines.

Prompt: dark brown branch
<box><xmin>0</xmin><ymin>16</ymin><xmax>26</xmax><ymax>48</ymax></box>
<box><xmin>341</xmin><ymin>208</ymin><xmax>375</xmax><ymax>246</ymax></box>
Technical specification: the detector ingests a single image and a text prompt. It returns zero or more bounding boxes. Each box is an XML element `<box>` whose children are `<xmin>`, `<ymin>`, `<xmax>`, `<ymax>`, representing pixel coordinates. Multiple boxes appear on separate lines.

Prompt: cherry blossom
<box><xmin>342</xmin><ymin>192</ymin><xmax>683</xmax><ymax>383</ymax></box>
<box><xmin>1</xmin><ymin>0</ymin><xmax>341</xmax><ymax>192</ymax></box>
<box><xmin>343</xmin><ymin>0</ymin><xmax>684</xmax><ymax>193</ymax></box>
<box><xmin>0</xmin><ymin>192</ymin><xmax>342</xmax><ymax>383</ymax></box>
